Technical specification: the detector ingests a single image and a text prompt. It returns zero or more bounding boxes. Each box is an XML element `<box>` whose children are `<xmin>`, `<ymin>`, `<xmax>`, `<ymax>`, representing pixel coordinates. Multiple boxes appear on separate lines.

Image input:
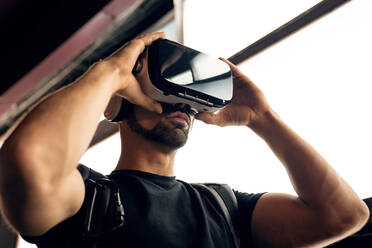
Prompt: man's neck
<box><xmin>115</xmin><ymin>130</ymin><xmax>177</xmax><ymax>177</ymax></box>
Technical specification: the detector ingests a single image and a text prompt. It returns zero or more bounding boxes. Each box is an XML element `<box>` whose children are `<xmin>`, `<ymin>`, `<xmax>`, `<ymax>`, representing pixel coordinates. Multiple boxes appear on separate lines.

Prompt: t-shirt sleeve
<box><xmin>233</xmin><ymin>190</ymin><xmax>266</xmax><ymax>248</ymax></box>
<box><xmin>21</xmin><ymin>188</ymin><xmax>91</xmax><ymax>247</ymax></box>
<box><xmin>21</xmin><ymin>166</ymin><xmax>91</xmax><ymax>247</ymax></box>
<box><xmin>21</xmin><ymin>213</ymin><xmax>82</xmax><ymax>247</ymax></box>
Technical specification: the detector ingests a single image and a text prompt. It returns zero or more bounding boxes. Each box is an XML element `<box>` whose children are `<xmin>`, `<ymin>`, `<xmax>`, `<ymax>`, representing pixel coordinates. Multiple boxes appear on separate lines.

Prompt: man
<box><xmin>0</xmin><ymin>32</ymin><xmax>369</xmax><ymax>247</ymax></box>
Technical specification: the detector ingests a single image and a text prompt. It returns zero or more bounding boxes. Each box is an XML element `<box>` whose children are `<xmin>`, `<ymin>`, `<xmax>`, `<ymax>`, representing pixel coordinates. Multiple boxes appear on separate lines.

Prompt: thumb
<box><xmin>129</xmin><ymin>90</ymin><xmax>163</xmax><ymax>114</ymax></box>
<box><xmin>119</xmin><ymin>76</ymin><xmax>163</xmax><ymax>114</ymax></box>
<box><xmin>195</xmin><ymin>112</ymin><xmax>223</xmax><ymax>126</ymax></box>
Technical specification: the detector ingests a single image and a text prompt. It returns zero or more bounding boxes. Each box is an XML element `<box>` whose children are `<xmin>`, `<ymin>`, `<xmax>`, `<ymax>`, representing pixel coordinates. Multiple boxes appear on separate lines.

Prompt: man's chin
<box><xmin>127</xmin><ymin>119</ymin><xmax>189</xmax><ymax>149</ymax></box>
<box><xmin>169</xmin><ymin>121</ymin><xmax>189</xmax><ymax>132</ymax></box>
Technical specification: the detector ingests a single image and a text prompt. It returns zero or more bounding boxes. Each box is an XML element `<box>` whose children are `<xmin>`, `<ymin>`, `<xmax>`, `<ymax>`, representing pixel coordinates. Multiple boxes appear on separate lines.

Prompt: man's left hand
<box><xmin>195</xmin><ymin>58</ymin><xmax>272</xmax><ymax>128</ymax></box>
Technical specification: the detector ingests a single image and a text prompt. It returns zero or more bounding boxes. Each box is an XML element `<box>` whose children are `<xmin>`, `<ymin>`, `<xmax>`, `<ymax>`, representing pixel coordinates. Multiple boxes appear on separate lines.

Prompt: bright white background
<box><xmin>19</xmin><ymin>0</ymin><xmax>372</xmax><ymax>247</ymax></box>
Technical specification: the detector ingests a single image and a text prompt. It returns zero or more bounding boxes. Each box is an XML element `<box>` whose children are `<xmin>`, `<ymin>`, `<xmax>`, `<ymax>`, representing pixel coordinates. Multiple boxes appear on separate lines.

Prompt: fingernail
<box><xmin>156</xmin><ymin>104</ymin><xmax>163</xmax><ymax>114</ymax></box>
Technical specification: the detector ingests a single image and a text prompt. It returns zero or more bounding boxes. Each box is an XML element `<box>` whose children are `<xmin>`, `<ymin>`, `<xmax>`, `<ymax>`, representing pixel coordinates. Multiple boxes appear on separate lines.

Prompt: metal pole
<box><xmin>0</xmin><ymin>0</ymin><xmax>174</xmax><ymax>138</ymax></box>
<box><xmin>228</xmin><ymin>0</ymin><xmax>350</xmax><ymax>64</ymax></box>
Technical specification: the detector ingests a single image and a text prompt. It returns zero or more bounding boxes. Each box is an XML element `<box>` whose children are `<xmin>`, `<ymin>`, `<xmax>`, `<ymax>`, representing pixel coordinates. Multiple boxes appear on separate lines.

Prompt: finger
<box><xmin>219</xmin><ymin>57</ymin><xmax>259</xmax><ymax>90</ymax></box>
<box><xmin>219</xmin><ymin>57</ymin><xmax>240</xmax><ymax>73</ymax></box>
<box><xmin>120</xmin><ymin>76</ymin><xmax>163</xmax><ymax>114</ymax></box>
<box><xmin>119</xmin><ymin>39</ymin><xmax>146</xmax><ymax>64</ymax></box>
<box><xmin>137</xmin><ymin>32</ymin><xmax>166</xmax><ymax>46</ymax></box>
<box><xmin>195</xmin><ymin>112</ymin><xmax>223</xmax><ymax>126</ymax></box>
<box><xmin>127</xmin><ymin>93</ymin><xmax>163</xmax><ymax>114</ymax></box>
<box><xmin>136</xmin><ymin>32</ymin><xmax>165</xmax><ymax>40</ymax></box>
<box><xmin>113</xmin><ymin>32</ymin><xmax>165</xmax><ymax>60</ymax></box>
<box><xmin>133</xmin><ymin>93</ymin><xmax>163</xmax><ymax>114</ymax></box>
<box><xmin>219</xmin><ymin>57</ymin><xmax>252</xmax><ymax>82</ymax></box>
<box><xmin>119</xmin><ymin>32</ymin><xmax>166</xmax><ymax>68</ymax></box>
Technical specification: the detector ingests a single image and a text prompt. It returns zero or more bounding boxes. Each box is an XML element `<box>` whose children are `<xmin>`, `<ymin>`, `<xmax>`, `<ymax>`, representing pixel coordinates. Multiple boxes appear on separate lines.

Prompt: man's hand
<box><xmin>196</xmin><ymin>59</ymin><xmax>369</xmax><ymax>247</ymax></box>
<box><xmin>195</xmin><ymin>58</ymin><xmax>271</xmax><ymax>127</ymax></box>
<box><xmin>105</xmin><ymin>32</ymin><xmax>164</xmax><ymax>114</ymax></box>
<box><xmin>0</xmin><ymin>32</ymin><xmax>165</xmax><ymax>236</ymax></box>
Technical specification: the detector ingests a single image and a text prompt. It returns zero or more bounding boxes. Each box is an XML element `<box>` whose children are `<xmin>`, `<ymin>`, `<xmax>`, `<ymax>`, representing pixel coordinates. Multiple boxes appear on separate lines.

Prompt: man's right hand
<box><xmin>104</xmin><ymin>32</ymin><xmax>164</xmax><ymax>114</ymax></box>
<box><xmin>0</xmin><ymin>32</ymin><xmax>164</xmax><ymax>237</ymax></box>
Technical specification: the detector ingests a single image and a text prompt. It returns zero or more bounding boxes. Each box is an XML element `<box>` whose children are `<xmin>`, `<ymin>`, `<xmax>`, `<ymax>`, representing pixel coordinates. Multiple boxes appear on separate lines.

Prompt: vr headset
<box><xmin>105</xmin><ymin>39</ymin><xmax>233</xmax><ymax>122</ymax></box>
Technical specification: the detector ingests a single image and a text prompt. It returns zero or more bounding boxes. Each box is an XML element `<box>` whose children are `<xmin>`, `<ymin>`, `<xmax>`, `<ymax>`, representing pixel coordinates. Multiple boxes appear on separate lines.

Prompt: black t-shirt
<box><xmin>23</xmin><ymin>169</ymin><xmax>264</xmax><ymax>247</ymax></box>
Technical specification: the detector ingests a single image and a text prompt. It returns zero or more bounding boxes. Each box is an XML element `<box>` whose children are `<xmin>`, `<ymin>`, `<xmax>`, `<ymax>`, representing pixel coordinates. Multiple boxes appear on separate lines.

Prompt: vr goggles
<box><xmin>105</xmin><ymin>39</ymin><xmax>233</xmax><ymax>122</ymax></box>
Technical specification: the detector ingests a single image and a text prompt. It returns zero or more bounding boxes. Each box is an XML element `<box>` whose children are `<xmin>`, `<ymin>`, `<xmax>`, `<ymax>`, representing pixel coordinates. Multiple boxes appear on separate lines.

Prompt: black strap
<box><xmin>205</xmin><ymin>183</ymin><xmax>239</xmax><ymax>224</ymax></box>
<box><xmin>77</xmin><ymin>165</ymin><xmax>125</xmax><ymax>238</ymax></box>
<box><xmin>77</xmin><ymin>163</ymin><xmax>91</xmax><ymax>181</ymax></box>
<box><xmin>192</xmin><ymin>183</ymin><xmax>240</xmax><ymax>248</ymax></box>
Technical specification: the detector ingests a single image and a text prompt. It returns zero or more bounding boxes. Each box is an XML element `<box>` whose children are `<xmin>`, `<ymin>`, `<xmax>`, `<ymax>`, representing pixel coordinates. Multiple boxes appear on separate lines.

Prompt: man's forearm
<box><xmin>251</xmin><ymin>109</ymin><xmax>367</xmax><ymax>219</ymax></box>
<box><xmin>2</xmin><ymin>61</ymin><xmax>120</xmax><ymax>183</ymax></box>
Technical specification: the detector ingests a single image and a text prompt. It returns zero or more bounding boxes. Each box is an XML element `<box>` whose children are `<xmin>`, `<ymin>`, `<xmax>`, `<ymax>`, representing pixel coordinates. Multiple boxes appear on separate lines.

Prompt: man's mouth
<box><xmin>165</xmin><ymin>112</ymin><xmax>190</xmax><ymax>126</ymax></box>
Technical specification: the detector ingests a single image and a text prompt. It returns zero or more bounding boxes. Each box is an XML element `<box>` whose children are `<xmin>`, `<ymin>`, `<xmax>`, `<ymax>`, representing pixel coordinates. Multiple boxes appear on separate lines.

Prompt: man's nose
<box><xmin>174</xmin><ymin>103</ymin><xmax>197</xmax><ymax>116</ymax></box>
<box><xmin>174</xmin><ymin>103</ymin><xmax>192</xmax><ymax>113</ymax></box>
<box><xmin>174</xmin><ymin>103</ymin><xmax>188</xmax><ymax>109</ymax></box>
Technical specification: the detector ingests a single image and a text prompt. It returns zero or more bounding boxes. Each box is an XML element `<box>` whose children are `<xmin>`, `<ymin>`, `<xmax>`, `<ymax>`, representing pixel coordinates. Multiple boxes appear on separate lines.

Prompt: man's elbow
<box><xmin>327</xmin><ymin>200</ymin><xmax>370</xmax><ymax>238</ymax></box>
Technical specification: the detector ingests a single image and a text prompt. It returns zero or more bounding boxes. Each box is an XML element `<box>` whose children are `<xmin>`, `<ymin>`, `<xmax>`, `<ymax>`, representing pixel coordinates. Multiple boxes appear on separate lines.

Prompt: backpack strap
<box><xmin>77</xmin><ymin>164</ymin><xmax>125</xmax><ymax>238</ymax></box>
<box><xmin>192</xmin><ymin>183</ymin><xmax>240</xmax><ymax>248</ymax></box>
<box><xmin>77</xmin><ymin>163</ymin><xmax>89</xmax><ymax>180</ymax></box>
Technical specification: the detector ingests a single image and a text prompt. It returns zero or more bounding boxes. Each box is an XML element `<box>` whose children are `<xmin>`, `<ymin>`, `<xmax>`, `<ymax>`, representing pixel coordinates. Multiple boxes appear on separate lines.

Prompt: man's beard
<box><xmin>126</xmin><ymin>104</ymin><xmax>192</xmax><ymax>148</ymax></box>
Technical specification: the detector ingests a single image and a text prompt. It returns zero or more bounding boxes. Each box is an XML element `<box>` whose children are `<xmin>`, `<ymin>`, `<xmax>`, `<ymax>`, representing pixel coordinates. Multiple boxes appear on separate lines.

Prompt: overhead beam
<box><xmin>228</xmin><ymin>0</ymin><xmax>350</xmax><ymax>64</ymax></box>
<box><xmin>0</xmin><ymin>2</ymin><xmax>174</xmax><ymax>246</ymax></box>
<box><xmin>0</xmin><ymin>0</ymin><xmax>174</xmax><ymax>138</ymax></box>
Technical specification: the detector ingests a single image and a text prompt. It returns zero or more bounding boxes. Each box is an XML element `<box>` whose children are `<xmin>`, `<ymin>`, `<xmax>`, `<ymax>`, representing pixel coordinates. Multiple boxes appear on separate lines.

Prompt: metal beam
<box><xmin>0</xmin><ymin>2</ymin><xmax>174</xmax><ymax>245</ymax></box>
<box><xmin>228</xmin><ymin>0</ymin><xmax>350</xmax><ymax>64</ymax></box>
<box><xmin>0</xmin><ymin>0</ymin><xmax>174</xmax><ymax>137</ymax></box>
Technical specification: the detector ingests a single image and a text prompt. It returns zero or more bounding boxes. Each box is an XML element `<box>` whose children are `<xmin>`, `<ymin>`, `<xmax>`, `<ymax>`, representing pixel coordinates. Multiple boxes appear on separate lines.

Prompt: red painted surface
<box><xmin>0</xmin><ymin>0</ymin><xmax>138</xmax><ymax>118</ymax></box>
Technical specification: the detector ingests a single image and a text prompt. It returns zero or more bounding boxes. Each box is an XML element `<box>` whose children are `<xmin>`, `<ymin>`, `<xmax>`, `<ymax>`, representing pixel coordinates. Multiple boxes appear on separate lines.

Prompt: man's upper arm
<box><xmin>249</xmin><ymin>193</ymin><xmax>348</xmax><ymax>248</ymax></box>
<box><xmin>0</xmin><ymin>168</ymin><xmax>85</xmax><ymax>237</ymax></box>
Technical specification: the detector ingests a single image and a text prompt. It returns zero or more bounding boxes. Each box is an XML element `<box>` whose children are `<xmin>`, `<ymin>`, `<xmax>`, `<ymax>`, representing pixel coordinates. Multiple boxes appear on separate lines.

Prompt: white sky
<box><xmin>19</xmin><ymin>0</ymin><xmax>372</xmax><ymax>247</ymax></box>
